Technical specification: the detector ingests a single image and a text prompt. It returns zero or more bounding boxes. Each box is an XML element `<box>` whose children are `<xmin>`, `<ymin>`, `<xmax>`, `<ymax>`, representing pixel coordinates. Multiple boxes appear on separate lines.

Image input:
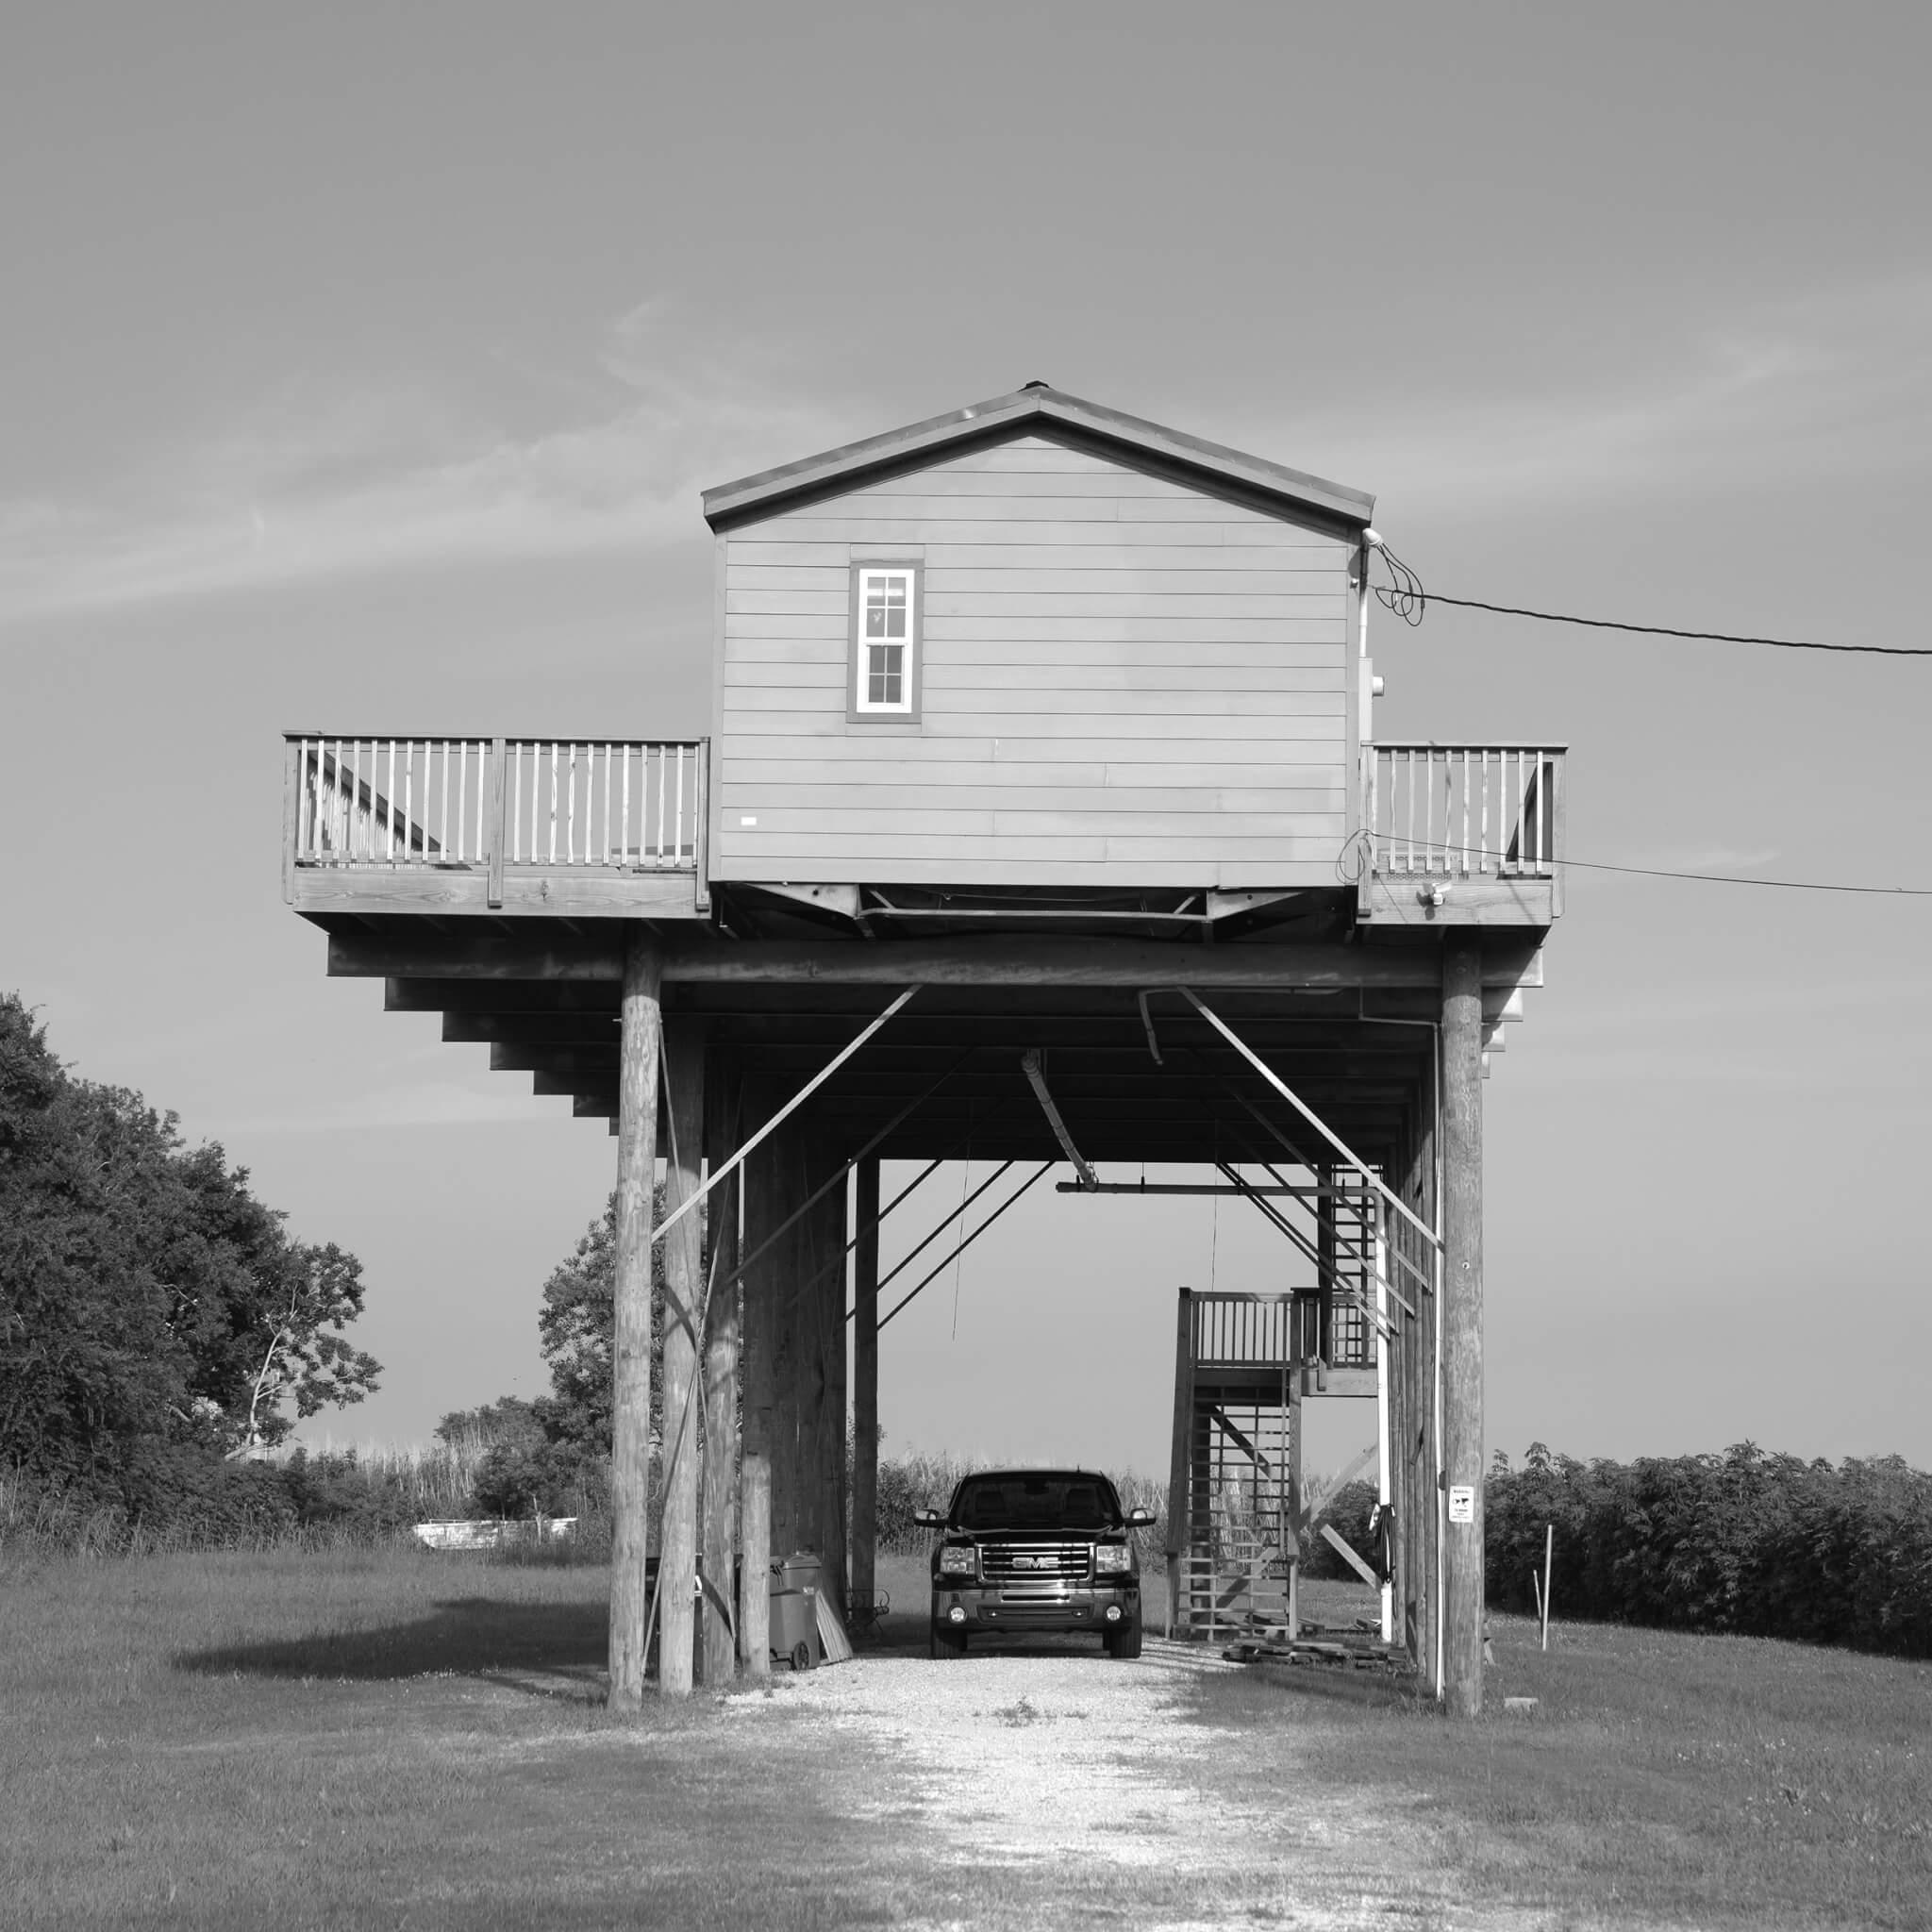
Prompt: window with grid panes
<box><xmin>856</xmin><ymin>568</ymin><xmax>913</xmax><ymax>713</ymax></box>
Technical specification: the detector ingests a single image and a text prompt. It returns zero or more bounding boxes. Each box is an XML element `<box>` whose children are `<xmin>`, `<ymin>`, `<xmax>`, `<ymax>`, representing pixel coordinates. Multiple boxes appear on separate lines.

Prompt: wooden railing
<box><xmin>1191</xmin><ymin>1289</ymin><xmax>1374</xmax><ymax>1373</ymax></box>
<box><xmin>1361</xmin><ymin>742</ymin><xmax>1567</xmax><ymax>879</ymax></box>
<box><xmin>285</xmin><ymin>736</ymin><xmax>707</xmax><ymax>880</ymax></box>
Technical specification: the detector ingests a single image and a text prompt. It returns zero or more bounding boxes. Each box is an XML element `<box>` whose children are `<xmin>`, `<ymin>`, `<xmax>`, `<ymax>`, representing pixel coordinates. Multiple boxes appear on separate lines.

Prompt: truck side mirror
<box><xmin>1124</xmin><ymin>1507</ymin><xmax>1157</xmax><ymax>1527</ymax></box>
<box><xmin>912</xmin><ymin>1507</ymin><xmax>943</xmax><ymax>1527</ymax></box>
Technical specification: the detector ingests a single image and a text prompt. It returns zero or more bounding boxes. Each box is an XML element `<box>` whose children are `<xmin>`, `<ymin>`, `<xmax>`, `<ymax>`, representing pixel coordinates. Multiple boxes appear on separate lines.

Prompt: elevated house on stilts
<box><xmin>282</xmin><ymin>386</ymin><xmax>1563</xmax><ymax>1716</ymax></box>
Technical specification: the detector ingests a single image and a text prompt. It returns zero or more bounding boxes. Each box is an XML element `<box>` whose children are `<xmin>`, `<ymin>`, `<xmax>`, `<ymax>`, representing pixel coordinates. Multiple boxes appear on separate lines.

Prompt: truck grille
<box><xmin>981</xmin><ymin>1541</ymin><xmax>1091</xmax><ymax>1582</ymax></box>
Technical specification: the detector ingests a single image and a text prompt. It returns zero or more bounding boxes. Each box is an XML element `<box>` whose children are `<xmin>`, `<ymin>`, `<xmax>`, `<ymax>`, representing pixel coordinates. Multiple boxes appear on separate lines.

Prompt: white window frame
<box><xmin>848</xmin><ymin>562</ymin><xmax>923</xmax><ymax>723</ymax></box>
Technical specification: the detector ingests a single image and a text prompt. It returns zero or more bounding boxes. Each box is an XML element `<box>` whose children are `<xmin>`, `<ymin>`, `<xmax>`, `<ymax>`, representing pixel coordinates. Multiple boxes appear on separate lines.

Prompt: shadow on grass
<box><xmin>173</xmin><ymin>1594</ymin><xmax>608</xmax><ymax>1689</ymax></box>
<box><xmin>1170</xmin><ymin>1654</ymin><xmax>1427</xmax><ymax>1724</ymax></box>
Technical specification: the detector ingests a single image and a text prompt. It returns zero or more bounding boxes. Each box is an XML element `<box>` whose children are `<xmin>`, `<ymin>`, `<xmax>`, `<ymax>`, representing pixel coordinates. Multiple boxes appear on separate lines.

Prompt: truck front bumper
<box><xmin>933</xmin><ymin>1580</ymin><xmax>1140</xmax><ymax>1633</ymax></box>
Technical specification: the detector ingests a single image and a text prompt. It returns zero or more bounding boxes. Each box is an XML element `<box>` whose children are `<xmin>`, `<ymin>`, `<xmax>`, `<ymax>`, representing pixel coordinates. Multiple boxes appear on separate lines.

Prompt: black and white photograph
<box><xmin>3</xmin><ymin>6</ymin><xmax>1928</xmax><ymax>1926</ymax></box>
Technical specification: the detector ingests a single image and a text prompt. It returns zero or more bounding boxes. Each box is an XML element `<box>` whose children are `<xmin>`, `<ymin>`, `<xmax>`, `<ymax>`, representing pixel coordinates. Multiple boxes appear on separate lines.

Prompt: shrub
<box><xmin>1486</xmin><ymin>1443</ymin><xmax>1932</xmax><ymax>1659</ymax></box>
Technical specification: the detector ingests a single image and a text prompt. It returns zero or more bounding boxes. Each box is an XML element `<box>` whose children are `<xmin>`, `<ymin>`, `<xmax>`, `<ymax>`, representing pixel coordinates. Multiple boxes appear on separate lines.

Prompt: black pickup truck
<box><xmin>916</xmin><ymin>1468</ymin><xmax>1156</xmax><ymax>1659</ymax></box>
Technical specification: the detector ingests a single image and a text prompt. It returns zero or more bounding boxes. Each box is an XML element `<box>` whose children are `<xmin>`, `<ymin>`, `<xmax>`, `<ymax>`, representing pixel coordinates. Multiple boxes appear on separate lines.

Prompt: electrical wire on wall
<box><xmin>1365</xmin><ymin>538</ymin><xmax>1932</xmax><ymax>658</ymax></box>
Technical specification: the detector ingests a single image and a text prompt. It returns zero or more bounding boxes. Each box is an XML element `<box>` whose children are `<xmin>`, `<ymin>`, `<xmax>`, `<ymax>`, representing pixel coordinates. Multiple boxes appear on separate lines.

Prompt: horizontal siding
<box><xmin>734</xmin><ymin>525</ymin><xmax>1340</xmax><ymax>552</ymax></box>
<box><xmin>730</xmin><ymin>615</ymin><xmax>1345</xmax><ymax>646</ymax></box>
<box><xmin>732</xmin><ymin>541</ymin><xmax>1339</xmax><ymax>570</ymax></box>
<box><xmin>716</xmin><ymin>431</ymin><xmax>1356</xmax><ymax>888</ymax></box>
<box><xmin>727</xmin><ymin>641</ymin><xmax>1345</xmax><ymax>675</ymax></box>
<box><xmin>728</xmin><ymin>648</ymin><xmax>1343</xmax><ymax>688</ymax></box>
<box><xmin>722</xmin><ymin>759</ymin><xmax>1340</xmax><ymax>789</ymax></box>
<box><xmin>728</xmin><ymin>564</ymin><xmax>1338</xmax><ymax>595</ymax></box>
<box><xmin>726</xmin><ymin>591</ymin><xmax>1343</xmax><ymax>621</ymax></box>
<box><xmin>726</xmin><ymin>683</ymin><xmax>1345</xmax><ymax>716</ymax></box>
<box><xmin>722</xmin><ymin>783</ymin><xmax>1343</xmax><ymax>813</ymax></box>
<box><xmin>720</xmin><ymin>806</ymin><xmax>1344</xmax><ymax>838</ymax></box>
<box><xmin>719</xmin><ymin>832</ymin><xmax>1345</xmax><ymax>859</ymax></box>
<box><xmin>724</xmin><ymin>729</ymin><xmax>1344</xmax><ymax>763</ymax></box>
<box><xmin>723</xmin><ymin>711</ymin><xmax>1344</xmax><ymax>741</ymax></box>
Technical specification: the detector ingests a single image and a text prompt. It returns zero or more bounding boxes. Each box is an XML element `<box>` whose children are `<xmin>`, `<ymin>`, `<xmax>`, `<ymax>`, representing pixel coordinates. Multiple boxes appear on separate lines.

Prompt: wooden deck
<box><xmin>282</xmin><ymin>732</ymin><xmax>1567</xmax><ymax>931</ymax></box>
<box><xmin>282</xmin><ymin>735</ymin><xmax>710</xmax><ymax>921</ymax></box>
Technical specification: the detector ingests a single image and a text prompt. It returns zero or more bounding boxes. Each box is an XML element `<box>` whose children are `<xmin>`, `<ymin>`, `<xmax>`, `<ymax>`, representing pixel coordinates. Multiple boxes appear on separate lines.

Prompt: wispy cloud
<box><xmin>0</xmin><ymin>305</ymin><xmax>853</xmax><ymax>621</ymax></box>
<box><xmin>1277</xmin><ymin>273</ymin><xmax>1932</xmax><ymax>523</ymax></box>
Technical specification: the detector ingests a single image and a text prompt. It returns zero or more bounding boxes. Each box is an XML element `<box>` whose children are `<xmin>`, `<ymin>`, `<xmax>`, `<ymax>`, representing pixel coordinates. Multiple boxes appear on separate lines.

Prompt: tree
<box><xmin>531</xmin><ymin>1188</ymin><xmax>671</xmax><ymax>1458</ymax></box>
<box><xmin>0</xmin><ymin>994</ymin><xmax>379</xmax><ymax>1493</ymax></box>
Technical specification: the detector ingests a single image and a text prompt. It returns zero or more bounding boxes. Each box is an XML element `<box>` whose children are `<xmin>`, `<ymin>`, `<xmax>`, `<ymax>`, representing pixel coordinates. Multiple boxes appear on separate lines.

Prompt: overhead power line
<box><xmin>1341</xmin><ymin>831</ymin><xmax>1932</xmax><ymax>899</ymax></box>
<box><xmin>1368</xmin><ymin>542</ymin><xmax>1931</xmax><ymax>658</ymax></box>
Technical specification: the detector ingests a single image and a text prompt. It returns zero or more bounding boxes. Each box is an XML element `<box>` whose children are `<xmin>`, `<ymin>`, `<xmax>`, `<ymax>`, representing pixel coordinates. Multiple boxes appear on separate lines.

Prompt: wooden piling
<box><xmin>737</xmin><ymin>1074</ymin><xmax>781</xmax><ymax>1676</ymax></box>
<box><xmin>850</xmin><ymin>1158</ymin><xmax>881</xmax><ymax>1609</ymax></box>
<box><xmin>1164</xmin><ymin>1288</ymin><xmax>1193</xmax><ymax>1639</ymax></box>
<box><xmin>816</xmin><ymin>1142</ymin><xmax>849</xmax><ymax>1609</ymax></box>
<box><xmin>1417</xmin><ymin>1047</ymin><xmax>1442</xmax><ymax>1697</ymax></box>
<box><xmin>1441</xmin><ymin>934</ymin><xmax>1486</xmax><ymax>1718</ymax></box>
<box><xmin>608</xmin><ymin>928</ymin><xmax>663</xmax><ymax>1708</ymax></box>
<box><xmin>656</xmin><ymin>1016</ymin><xmax>706</xmax><ymax>1696</ymax></box>
<box><xmin>699</xmin><ymin>1044</ymin><xmax>741</xmax><ymax>1686</ymax></box>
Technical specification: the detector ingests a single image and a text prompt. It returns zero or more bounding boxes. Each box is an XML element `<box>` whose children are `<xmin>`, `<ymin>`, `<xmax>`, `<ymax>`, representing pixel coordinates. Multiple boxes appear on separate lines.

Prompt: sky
<box><xmin>4</xmin><ymin>3</ymin><xmax>1929</xmax><ymax>1477</ymax></box>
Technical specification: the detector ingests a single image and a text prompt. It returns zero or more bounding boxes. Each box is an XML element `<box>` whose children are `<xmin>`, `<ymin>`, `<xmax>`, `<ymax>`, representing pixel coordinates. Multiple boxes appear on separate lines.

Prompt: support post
<box><xmin>1416</xmin><ymin>1051</ymin><xmax>1441</xmax><ymax>1694</ymax></box>
<box><xmin>850</xmin><ymin>1158</ymin><xmax>880</xmax><ymax>1610</ymax></box>
<box><xmin>608</xmin><ymin>929</ymin><xmax>663</xmax><ymax>1707</ymax></box>
<box><xmin>816</xmin><ymin>1147</ymin><xmax>848</xmax><ymax>1609</ymax></box>
<box><xmin>1374</xmin><ymin>1198</ymin><xmax>1393</xmax><ymax>1643</ymax></box>
<box><xmin>738</xmin><ymin>1074</ymin><xmax>779</xmax><ymax>1676</ymax></box>
<box><xmin>1315</xmin><ymin>1167</ymin><xmax>1337</xmax><ymax>1366</ymax></box>
<box><xmin>699</xmin><ymin>1045</ymin><xmax>741</xmax><ymax>1685</ymax></box>
<box><xmin>767</xmin><ymin>1118</ymin><xmax>809</xmax><ymax>1566</ymax></box>
<box><xmin>1441</xmin><ymin>934</ymin><xmax>1486</xmax><ymax>1717</ymax></box>
<box><xmin>1164</xmin><ymin>1288</ymin><xmax>1194</xmax><ymax>1639</ymax></box>
<box><xmin>657</xmin><ymin>1016</ymin><xmax>706</xmax><ymax>1696</ymax></box>
<box><xmin>1286</xmin><ymin>1380</ymin><xmax>1303</xmax><ymax>1638</ymax></box>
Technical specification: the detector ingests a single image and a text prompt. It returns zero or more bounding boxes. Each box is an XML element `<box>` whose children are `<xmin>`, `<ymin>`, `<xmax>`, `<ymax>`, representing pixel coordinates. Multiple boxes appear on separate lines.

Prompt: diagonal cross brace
<box><xmin>650</xmin><ymin>983</ymin><xmax>921</xmax><ymax>1248</ymax></box>
<box><xmin>1178</xmin><ymin>988</ymin><xmax>1441</xmax><ymax>1253</ymax></box>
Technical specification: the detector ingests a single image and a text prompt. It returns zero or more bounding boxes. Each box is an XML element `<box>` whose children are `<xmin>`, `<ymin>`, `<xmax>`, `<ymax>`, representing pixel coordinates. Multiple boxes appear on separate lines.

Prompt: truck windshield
<box><xmin>950</xmin><ymin>1475</ymin><xmax>1123</xmax><ymax>1532</ymax></box>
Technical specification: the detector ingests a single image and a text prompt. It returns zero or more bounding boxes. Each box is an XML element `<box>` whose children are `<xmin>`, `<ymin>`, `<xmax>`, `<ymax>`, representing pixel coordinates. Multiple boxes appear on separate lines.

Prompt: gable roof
<box><xmin>701</xmin><ymin>384</ymin><xmax>1375</xmax><ymax>530</ymax></box>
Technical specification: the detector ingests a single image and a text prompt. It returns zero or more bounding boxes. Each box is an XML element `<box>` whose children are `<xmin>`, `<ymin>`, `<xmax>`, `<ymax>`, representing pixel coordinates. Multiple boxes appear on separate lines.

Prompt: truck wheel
<box><xmin>929</xmin><ymin>1617</ymin><xmax>967</xmax><ymax>1657</ymax></box>
<box><xmin>1106</xmin><ymin>1614</ymin><xmax>1142</xmax><ymax>1660</ymax></box>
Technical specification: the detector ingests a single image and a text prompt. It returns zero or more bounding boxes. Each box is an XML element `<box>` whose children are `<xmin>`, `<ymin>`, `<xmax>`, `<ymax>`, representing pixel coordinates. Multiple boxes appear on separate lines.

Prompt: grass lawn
<box><xmin>1174</xmin><ymin>1609</ymin><xmax>1932</xmax><ymax>1931</ymax></box>
<box><xmin>3</xmin><ymin>1544</ymin><xmax>1926</xmax><ymax>1930</ymax></box>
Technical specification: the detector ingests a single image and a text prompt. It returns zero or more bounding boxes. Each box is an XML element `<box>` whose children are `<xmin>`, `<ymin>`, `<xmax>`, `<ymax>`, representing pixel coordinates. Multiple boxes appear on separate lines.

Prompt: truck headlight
<box><xmin>939</xmin><ymin>1545</ymin><xmax>976</xmax><ymax>1576</ymax></box>
<box><xmin>1094</xmin><ymin>1543</ymin><xmax>1132</xmax><ymax>1574</ymax></box>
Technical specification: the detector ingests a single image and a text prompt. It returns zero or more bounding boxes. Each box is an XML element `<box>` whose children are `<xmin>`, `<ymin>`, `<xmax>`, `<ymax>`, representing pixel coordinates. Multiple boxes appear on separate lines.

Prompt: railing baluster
<box><xmin>1459</xmin><ymin>748</ymin><xmax>1470</xmax><ymax>877</ymax></box>
<box><xmin>1535</xmin><ymin>748</ymin><xmax>1545</xmax><ymax>872</ymax></box>
<box><xmin>301</xmin><ymin>738</ymin><xmax>314</xmax><ymax>858</ymax></box>
<box><xmin>511</xmin><ymin>743</ymin><xmax>523</xmax><ymax>862</ymax></box>
<box><xmin>622</xmin><ymin>744</ymin><xmax>631</xmax><ymax>864</ymax></box>
<box><xmin>1368</xmin><ymin>746</ymin><xmax>1379</xmax><ymax>874</ymax></box>
<box><xmin>1424</xmin><ymin>749</ymin><xmax>1435</xmax><ymax>874</ymax></box>
<box><xmin>1404</xmin><ymin>748</ymin><xmax>1414</xmax><ymax>874</ymax></box>
<box><xmin>655</xmin><ymin>744</ymin><xmax>667</xmax><ymax>866</ymax></box>
<box><xmin>1509</xmin><ymin>749</ymin><xmax>1522</xmax><ymax>874</ymax></box>
<box><xmin>675</xmin><ymin>743</ymin><xmax>687</xmax><ymax>864</ymax></box>
<box><xmin>1479</xmin><ymin>749</ymin><xmax>1489</xmax><ymax>874</ymax></box>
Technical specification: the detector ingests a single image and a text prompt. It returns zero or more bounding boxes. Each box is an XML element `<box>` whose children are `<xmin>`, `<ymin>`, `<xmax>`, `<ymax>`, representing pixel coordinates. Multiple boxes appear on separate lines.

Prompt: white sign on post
<box><xmin>1447</xmin><ymin>1485</ymin><xmax>1475</xmax><ymax>1524</ymax></box>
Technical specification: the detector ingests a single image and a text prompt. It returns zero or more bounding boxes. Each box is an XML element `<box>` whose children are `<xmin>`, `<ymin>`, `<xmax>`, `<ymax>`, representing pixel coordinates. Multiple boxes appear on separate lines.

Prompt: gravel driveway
<box><xmin>737</xmin><ymin>1636</ymin><xmax>1519</xmax><ymax>1931</ymax></box>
